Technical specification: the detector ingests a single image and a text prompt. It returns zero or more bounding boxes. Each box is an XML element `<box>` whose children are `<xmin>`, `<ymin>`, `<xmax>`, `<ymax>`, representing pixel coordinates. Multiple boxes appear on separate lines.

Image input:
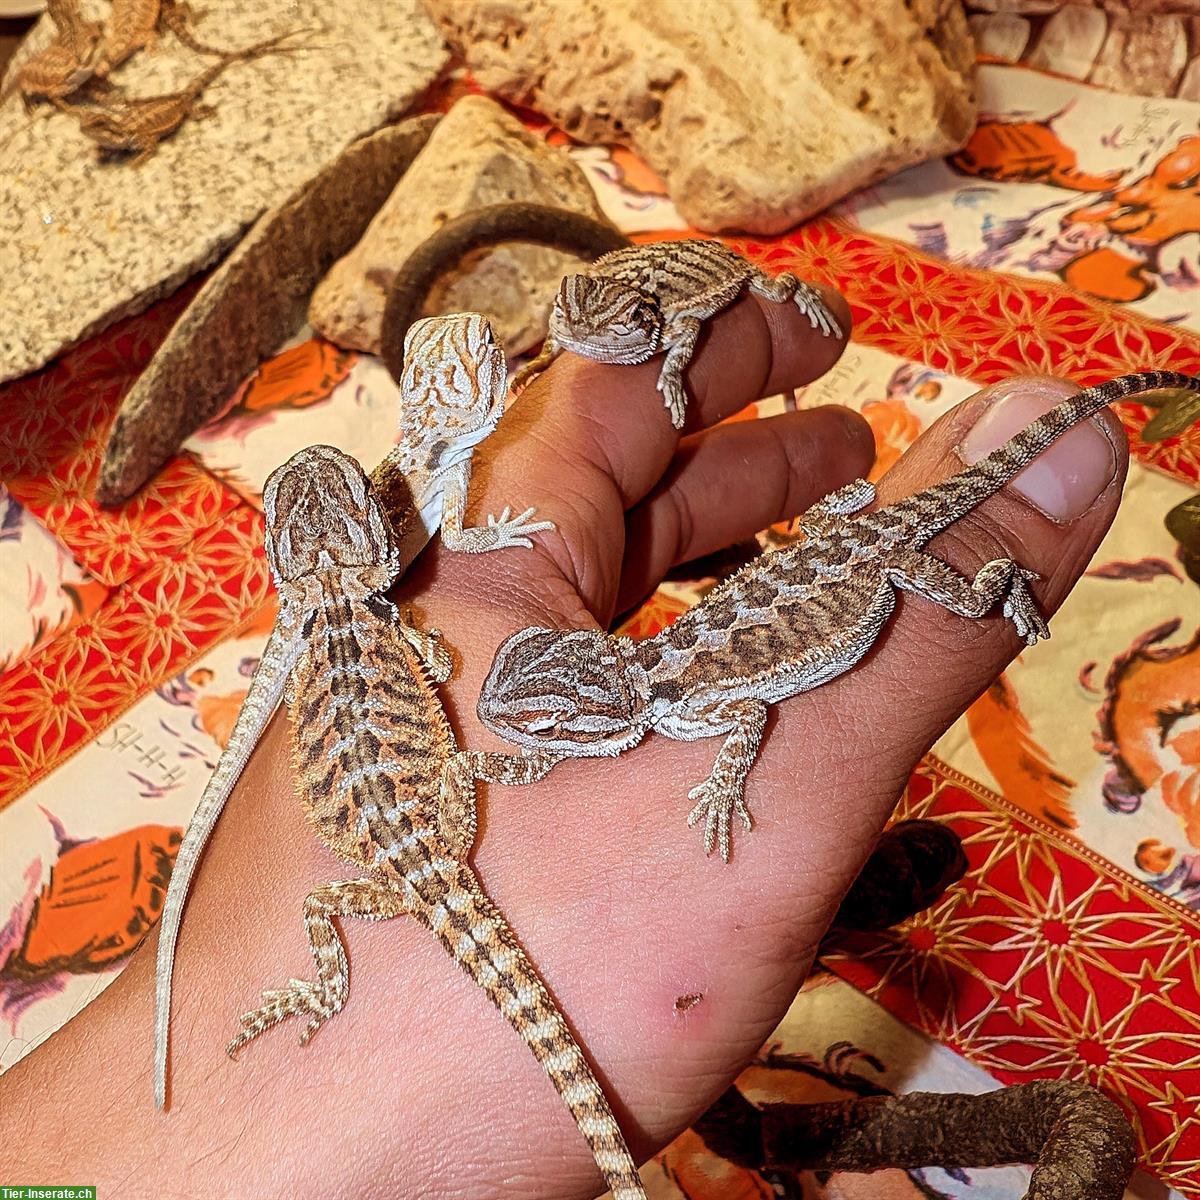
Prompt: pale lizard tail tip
<box><xmin>960</xmin><ymin>376</ymin><xmax>1118</xmax><ymax>523</ymax></box>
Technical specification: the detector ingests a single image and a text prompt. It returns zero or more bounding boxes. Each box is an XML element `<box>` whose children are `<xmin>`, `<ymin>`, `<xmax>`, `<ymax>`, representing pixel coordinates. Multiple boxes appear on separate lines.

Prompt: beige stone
<box><xmin>308</xmin><ymin>94</ymin><xmax>611</xmax><ymax>357</ymax></box>
<box><xmin>971</xmin><ymin>2</ymin><xmax>1200</xmax><ymax>13</ymax></box>
<box><xmin>967</xmin><ymin>1</ymin><xmax>1062</xmax><ymax>12</ymax></box>
<box><xmin>1099</xmin><ymin>1</ymin><xmax>1200</xmax><ymax>14</ymax></box>
<box><xmin>0</xmin><ymin>0</ymin><xmax>448</xmax><ymax>384</ymax></box>
<box><xmin>1090</xmin><ymin>13</ymin><xmax>1189</xmax><ymax>95</ymax></box>
<box><xmin>1177</xmin><ymin>54</ymin><xmax>1200</xmax><ymax>99</ymax></box>
<box><xmin>98</xmin><ymin>117</ymin><xmax>439</xmax><ymax>505</ymax></box>
<box><xmin>1028</xmin><ymin>5</ymin><xmax>1108</xmax><ymax>77</ymax></box>
<box><xmin>968</xmin><ymin>13</ymin><xmax>1032</xmax><ymax>60</ymax></box>
<box><xmin>422</xmin><ymin>0</ymin><xmax>976</xmax><ymax>236</ymax></box>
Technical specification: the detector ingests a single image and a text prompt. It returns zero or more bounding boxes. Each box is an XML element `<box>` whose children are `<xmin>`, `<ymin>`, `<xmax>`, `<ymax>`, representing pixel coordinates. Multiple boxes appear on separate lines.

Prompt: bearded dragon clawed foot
<box><xmin>479</xmin><ymin>371</ymin><xmax>1200</xmax><ymax>862</ymax></box>
<box><xmin>511</xmin><ymin>238</ymin><xmax>842</xmax><ymax>427</ymax></box>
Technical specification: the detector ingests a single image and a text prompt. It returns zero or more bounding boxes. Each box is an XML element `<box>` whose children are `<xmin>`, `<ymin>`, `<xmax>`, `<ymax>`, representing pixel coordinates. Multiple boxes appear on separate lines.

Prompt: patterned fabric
<box><xmin>2</xmin><ymin>55</ymin><xmax>1200</xmax><ymax>1199</ymax></box>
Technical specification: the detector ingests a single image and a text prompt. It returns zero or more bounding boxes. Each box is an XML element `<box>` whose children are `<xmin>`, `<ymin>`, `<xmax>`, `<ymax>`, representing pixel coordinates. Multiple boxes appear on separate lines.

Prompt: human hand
<box><xmin>0</xmin><ymin>281</ymin><xmax>1127</xmax><ymax>1200</ymax></box>
<box><xmin>397</xmin><ymin>280</ymin><xmax>1126</xmax><ymax>1194</ymax></box>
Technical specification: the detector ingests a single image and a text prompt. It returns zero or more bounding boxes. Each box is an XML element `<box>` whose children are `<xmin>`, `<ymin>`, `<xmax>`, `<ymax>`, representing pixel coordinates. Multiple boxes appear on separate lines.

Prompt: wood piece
<box><xmin>757</xmin><ymin>1081</ymin><xmax>1136</xmax><ymax>1199</ymax></box>
<box><xmin>379</xmin><ymin>202</ymin><xmax>629</xmax><ymax>383</ymax></box>
<box><xmin>96</xmin><ymin>115</ymin><xmax>439</xmax><ymax>505</ymax></box>
<box><xmin>695</xmin><ymin>1078</ymin><xmax>1135</xmax><ymax>1199</ymax></box>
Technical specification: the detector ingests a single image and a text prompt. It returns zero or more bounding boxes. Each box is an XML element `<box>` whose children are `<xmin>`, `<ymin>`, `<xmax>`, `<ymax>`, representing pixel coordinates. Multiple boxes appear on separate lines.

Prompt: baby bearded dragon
<box><xmin>92</xmin><ymin>0</ymin><xmax>161</xmax><ymax>77</ymax></box>
<box><xmin>153</xmin><ymin>313</ymin><xmax>551</xmax><ymax>1111</ymax></box>
<box><xmin>479</xmin><ymin>371</ymin><xmax>1200</xmax><ymax>861</ymax></box>
<box><xmin>78</xmin><ymin>27</ymin><xmax>305</xmax><ymax>161</ymax></box>
<box><xmin>224</xmin><ymin>445</ymin><xmax>644</xmax><ymax>1200</ymax></box>
<box><xmin>510</xmin><ymin>239</ymin><xmax>842</xmax><ymax>428</ymax></box>
<box><xmin>49</xmin><ymin>0</ymin><xmax>101</xmax><ymax>65</ymax></box>
<box><xmin>371</xmin><ymin>311</ymin><xmax>552</xmax><ymax>565</ymax></box>
<box><xmin>94</xmin><ymin>0</ymin><xmax>288</xmax><ymax>78</ymax></box>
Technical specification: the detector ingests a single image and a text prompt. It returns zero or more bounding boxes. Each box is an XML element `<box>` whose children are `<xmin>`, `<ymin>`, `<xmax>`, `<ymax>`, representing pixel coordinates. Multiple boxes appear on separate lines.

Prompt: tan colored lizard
<box><xmin>153</xmin><ymin>313</ymin><xmax>554</xmax><ymax>1112</ymax></box>
<box><xmin>221</xmin><ymin>442</ymin><xmax>643</xmax><ymax>1198</ymax></box>
<box><xmin>91</xmin><ymin>0</ymin><xmax>160</xmax><ymax>77</ymax></box>
<box><xmin>1</xmin><ymin>0</ymin><xmax>100</xmax><ymax>108</ymax></box>
<box><xmin>510</xmin><ymin>238</ymin><xmax>843</xmax><ymax>427</ymax></box>
<box><xmin>78</xmin><ymin>26</ymin><xmax>307</xmax><ymax>161</ymax></box>
<box><xmin>478</xmin><ymin>371</ymin><xmax>1200</xmax><ymax>861</ymax></box>
<box><xmin>93</xmin><ymin>0</ymin><xmax>286</xmax><ymax>78</ymax></box>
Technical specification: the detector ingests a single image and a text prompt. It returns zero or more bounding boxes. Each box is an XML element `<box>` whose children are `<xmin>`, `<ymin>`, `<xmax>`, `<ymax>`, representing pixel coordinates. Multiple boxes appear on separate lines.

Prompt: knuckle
<box><xmin>930</xmin><ymin>511</ymin><xmax>1022</xmax><ymax>576</ymax></box>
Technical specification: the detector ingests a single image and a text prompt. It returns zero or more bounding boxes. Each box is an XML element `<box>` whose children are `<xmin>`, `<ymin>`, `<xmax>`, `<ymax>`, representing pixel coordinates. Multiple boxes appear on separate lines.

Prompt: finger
<box><xmin>509</xmin><ymin>280</ymin><xmax>852</xmax><ymax>506</ymax></box>
<box><xmin>616</xmin><ymin>405</ymin><xmax>875</xmax><ymax>612</ymax></box>
<box><xmin>801</xmin><ymin>374</ymin><xmax>1128</xmax><ymax>808</ymax></box>
<box><xmin>439</xmin><ymin>278</ymin><xmax>852</xmax><ymax>623</ymax></box>
<box><xmin>687</xmin><ymin>373</ymin><xmax>1133</xmax><ymax>958</ymax></box>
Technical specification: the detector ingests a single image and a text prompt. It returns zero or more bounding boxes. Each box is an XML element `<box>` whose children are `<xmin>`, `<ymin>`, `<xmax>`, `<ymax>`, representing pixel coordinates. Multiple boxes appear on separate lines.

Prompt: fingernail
<box><xmin>957</xmin><ymin>376</ymin><xmax>1117</xmax><ymax>523</ymax></box>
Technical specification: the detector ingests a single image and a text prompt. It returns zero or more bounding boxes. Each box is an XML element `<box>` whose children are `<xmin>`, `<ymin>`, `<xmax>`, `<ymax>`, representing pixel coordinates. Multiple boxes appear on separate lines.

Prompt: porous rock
<box><xmin>1090</xmin><ymin>12</ymin><xmax>1189</xmax><ymax>96</ymax></box>
<box><xmin>421</xmin><ymin>0</ymin><xmax>977</xmax><ymax>235</ymax></box>
<box><xmin>308</xmin><ymin>93</ymin><xmax>610</xmax><ymax>357</ymax></box>
<box><xmin>97</xmin><ymin>117</ymin><xmax>440</xmax><ymax>506</ymax></box>
<box><xmin>1027</xmin><ymin>5</ymin><xmax>1108</xmax><ymax>78</ymax></box>
<box><xmin>1176</xmin><ymin>53</ymin><xmax>1200</xmax><ymax>101</ymax></box>
<box><xmin>968</xmin><ymin>13</ymin><xmax>1032</xmax><ymax>61</ymax></box>
<box><xmin>967</xmin><ymin>0</ymin><xmax>1062</xmax><ymax>12</ymax></box>
<box><xmin>0</xmin><ymin>0</ymin><xmax>448</xmax><ymax>384</ymax></box>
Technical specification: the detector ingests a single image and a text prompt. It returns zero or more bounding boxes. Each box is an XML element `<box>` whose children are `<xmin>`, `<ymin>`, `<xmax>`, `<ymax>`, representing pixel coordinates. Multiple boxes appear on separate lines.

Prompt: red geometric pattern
<box><xmin>0</xmin><ymin>280</ymin><xmax>240</xmax><ymax>588</ymax></box>
<box><xmin>733</xmin><ymin>218</ymin><xmax>1200</xmax><ymax>485</ymax></box>
<box><xmin>0</xmin><ymin>504</ymin><xmax>270</xmax><ymax>807</ymax></box>
<box><xmin>824</xmin><ymin>759</ymin><xmax>1200</xmax><ymax>1196</ymax></box>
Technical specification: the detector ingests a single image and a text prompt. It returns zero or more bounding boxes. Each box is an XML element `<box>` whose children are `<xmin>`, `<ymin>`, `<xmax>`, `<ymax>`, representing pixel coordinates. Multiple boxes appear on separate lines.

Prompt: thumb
<box><xmin>814</xmin><ymin>373</ymin><xmax>1127</xmax><ymax>794</ymax></box>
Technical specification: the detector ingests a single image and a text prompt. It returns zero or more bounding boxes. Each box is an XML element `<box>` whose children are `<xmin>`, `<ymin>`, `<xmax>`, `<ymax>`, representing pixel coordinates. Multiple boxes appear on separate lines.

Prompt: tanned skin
<box><xmin>0</xmin><ymin>282</ymin><xmax>1130</xmax><ymax>1198</ymax></box>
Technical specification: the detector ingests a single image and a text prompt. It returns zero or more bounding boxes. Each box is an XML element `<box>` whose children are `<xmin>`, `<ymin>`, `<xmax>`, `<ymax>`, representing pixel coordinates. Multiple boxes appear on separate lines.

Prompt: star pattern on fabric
<box><xmin>734</xmin><ymin>219</ymin><xmax>1200</xmax><ymax>487</ymax></box>
<box><xmin>0</xmin><ymin>506</ymin><xmax>270</xmax><ymax>807</ymax></box>
<box><xmin>824</xmin><ymin>762</ymin><xmax>1200</xmax><ymax>1196</ymax></box>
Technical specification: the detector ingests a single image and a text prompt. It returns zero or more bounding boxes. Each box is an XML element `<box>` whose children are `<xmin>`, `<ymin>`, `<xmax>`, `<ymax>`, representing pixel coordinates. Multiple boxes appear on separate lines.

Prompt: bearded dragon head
<box><xmin>550</xmin><ymin>276</ymin><xmax>664</xmax><ymax>364</ymax></box>
<box><xmin>478</xmin><ymin>627</ymin><xmax>650</xmax><ymax>755</ymax></box>
<box><xmin>392</xmin><ymin>314</ymin><xmax>508</xmax><ymax>474</ymax></box>
<box><xmin>77</xmin><ymin>109</ymin><xmax>133</xmax><ymax>153</ymax></box>
<box><xmin>262</xmin><ymin>445</ymin><xmax>399</xmax><ymax>599</ymax></box>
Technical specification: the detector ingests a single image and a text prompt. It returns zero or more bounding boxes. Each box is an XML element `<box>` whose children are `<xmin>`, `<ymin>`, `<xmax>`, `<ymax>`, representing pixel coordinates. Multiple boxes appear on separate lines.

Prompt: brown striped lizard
<box><xmin>479</xmin><ymin>371</ymin><xmax>1200</xmax><ymax>862</ymax></box>
<box><xmin>92</xmin><ymin>0</ymin><xmax>245</xmax><ymax>77</ymax></box>
<box><xmin>77</xmin><ymin>27</ymin><xmax>309</xmax><ymax>162</ymax></box>
<box><xmin>0</xmin><ymin>0</ymin><xmax>101</xmax><ymax>109</ymax></box>
<box><xmin>224</xmin><ymin>443</ymin><xmax>641</xmax><ymax>1196</ymax></box>
<box><xmin>152</xmin><ymin>313</ymin><xmax>644</xmax><ymax>1194</ymax></box>
<box><xmin>511</xmin><ymin>238</ymin><xmax>843</xmax><ymax>427</ymax></box>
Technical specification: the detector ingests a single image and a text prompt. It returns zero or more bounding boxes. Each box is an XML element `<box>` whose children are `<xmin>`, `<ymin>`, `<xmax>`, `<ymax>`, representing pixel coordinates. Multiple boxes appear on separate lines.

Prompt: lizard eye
<box><xmin>526</xmin><ymin>715</ymin><xmax>560</xmax><ymax>733</ymax></box>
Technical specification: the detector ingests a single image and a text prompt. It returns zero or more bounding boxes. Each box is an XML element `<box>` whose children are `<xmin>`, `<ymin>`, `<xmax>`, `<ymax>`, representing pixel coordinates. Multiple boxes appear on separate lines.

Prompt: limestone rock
<box><xmin>1098</xmin><ymin>2</ymin><xmax>1200</xmax><ymax>14</ymax></box>
<box><xmin>1090</xmin><ymin>11</ymin><xmax>1189</xmax><ymax>95</ymax></box>
<box><xmin>308</xmin><ymin>94</ymin><xmax>611</xmax><ymax>356</ymax></box>
<box><xmin>421</xmin><ymin>0</ymin><xmax>976</xmax><ymax>236</ymax></box>
<box><xmin>967</xmin><ymin>1</ymin><xmax>1062</xmax><ymax>13</ymax></box>
<box><xmin>0</xmin><ymin>0</ymin><xmax>448</xmax><ymax>384</ymax></box>
<box><xmin>968</xmin><ymin>13</ymin><xmax>1032</xmax><ymax>60</ymax></box>
<box><xmin>98</xmin><ymin>117</ymin><xmax>439</xmax><ymax>506</ymax></box>
<box><xmin>1177</xmin><ymin>53</ymin><xmax>1200</xmax><ymax>100</ymax></box>
<box><xmin>1028</xmin><ymin>5</ymin><xmax>1108</xmax><ymax>78</ymax></box>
